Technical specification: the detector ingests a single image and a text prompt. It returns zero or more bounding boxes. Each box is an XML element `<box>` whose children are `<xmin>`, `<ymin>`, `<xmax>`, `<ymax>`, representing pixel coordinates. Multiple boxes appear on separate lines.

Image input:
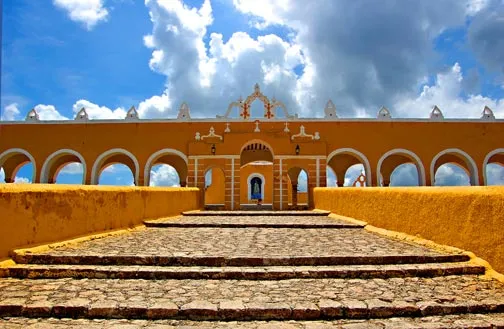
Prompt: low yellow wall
<box><xmin>0</xmin><ymin>184</ymin><xmax>199</xmax><ymax>259</ymax></box>
<box><xmin>314</xmin><ymin>186</ymin><xmax>504</xmax><ymax>273</ymax></box>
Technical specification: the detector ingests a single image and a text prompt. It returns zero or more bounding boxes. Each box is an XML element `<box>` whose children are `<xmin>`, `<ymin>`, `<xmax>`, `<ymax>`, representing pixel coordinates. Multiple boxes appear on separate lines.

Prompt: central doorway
<box><xmin>240</xmin><ymin>141</ymin><xmax>274</xmax><ymax>210</ymax></box>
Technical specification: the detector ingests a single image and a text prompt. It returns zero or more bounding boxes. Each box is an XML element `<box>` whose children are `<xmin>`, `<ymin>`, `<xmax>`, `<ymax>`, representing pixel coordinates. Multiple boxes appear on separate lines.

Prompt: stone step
<box><xmin>11</xmin><ymin>253</ymin><xmax>470</xmax><ymax>267</ymax></box>
<box><xmin>182</xmin><ymin>210</ymin><xmax>331</xmax><ymax>217</ymax></box>
<box><xmin>1</xmin><ymin>262</ymin><xmax>485</xmax><ymax>280</ymax></box>
<box><xmin>2</xmin><ymin>313</ymin><xmax>504</xmax><ymax>328</ymax></box>
<box><xmin>144</xmin><ymin>221</ymin><xmax>362</xmax><ymax>229</ymax></box>
<box><xmin>0</xmin><ymin>275</ymin><xmax>503</xmax><ymax>321</ymax></box>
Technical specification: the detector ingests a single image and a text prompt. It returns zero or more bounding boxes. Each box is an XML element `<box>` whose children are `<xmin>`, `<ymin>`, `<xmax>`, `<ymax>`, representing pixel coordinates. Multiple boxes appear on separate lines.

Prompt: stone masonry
<box><xmin>1</xmin><ymin>211</ymin><xmax>504</xmax><ymax>328</ymax></box>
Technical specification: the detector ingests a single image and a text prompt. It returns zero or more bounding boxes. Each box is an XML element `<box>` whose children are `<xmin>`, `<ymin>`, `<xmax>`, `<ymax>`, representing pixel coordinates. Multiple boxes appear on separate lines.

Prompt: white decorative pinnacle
<box><xmin>177</xmin><ymin>102</ymin><xmax>191</xmax><ymax>120</ymax></box>
<box><xmin>201</xmin><ymin>126</ymin><xmax>223</xmax><ymax>140</ymax></box>
<box><xmin>254</xmin><ymin>120</ymin><xmax>261</xmax><ymax>132</ymax></box>
<box><xmin>291</xmin><ymin>125</ymin><xmax>319</xmax><ymax>140</ymax></box>
<box><xmin>75</xmin><ymin>107</ymin><xmax>89</xmax><ymax>121</ymax></box>
<box><xmin>377</xmin><ymin>106</ymin><xmax>391</xmax><ymax>120</ymax></box>
<box><xmin>324</xmin><ymin>100</ymin><xmax>338</xmax><ymax>119</ymax></box>
<box><xmin>481</xmin><ymin>106</ymin><xmax>495</xmax><ymax>121</ymax></box>
<box><xmin>125</xmin><ymin>106</ymin><xmax>139</xmax><ymax>120</ymax></box>
<box><xmin>25</xmin><ymin>108</ymin><xmax>39</xmax><ymax>121</ymax></box>
<box><xmin>430</xmin><ymin>105</ymin><xmax>444</xmax><ymax>120</ymax></box>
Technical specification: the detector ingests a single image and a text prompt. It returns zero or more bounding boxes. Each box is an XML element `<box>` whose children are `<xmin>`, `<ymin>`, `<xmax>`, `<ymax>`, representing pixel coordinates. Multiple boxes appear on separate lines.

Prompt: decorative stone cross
<box><xmin>254</xmin><ymin>120</ymin><xmax>261</xmax><ymax>132</ymax></box>
<box><xmin>284</xmin><ymin>122</ymin><xmax>290</xmax><ymax>132</ymax></box>
<box><xmin>224</xmin><ymin>122</ymin><xmax>231</xmax><ymax>133</ymax></box>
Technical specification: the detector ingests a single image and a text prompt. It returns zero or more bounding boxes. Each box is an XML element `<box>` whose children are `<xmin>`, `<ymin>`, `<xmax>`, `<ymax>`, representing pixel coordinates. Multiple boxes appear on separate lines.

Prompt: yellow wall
<box><xmin>314</xmin><ymin>186</ymin><xmax>504</xmax><ymax>273</ymax></box>
<box><xmin>205</xmin><ymin>168</ymin><xmax>226</xmax><ymax>204</ymax></box>
<box><xmin>240</xmin><ymin>163</ymin><xmax>273</xmax><ymax>204</ymax></box>
<box><xmin>0</xmin><ymin>184</ymin><xmax>199</xmax><ymax>260</ymax></box>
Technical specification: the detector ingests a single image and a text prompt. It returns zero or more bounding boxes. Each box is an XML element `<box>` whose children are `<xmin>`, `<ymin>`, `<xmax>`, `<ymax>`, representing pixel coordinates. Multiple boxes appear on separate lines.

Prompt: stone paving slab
<box><xmin>145</xmin><ymin>216</ymin><xmax>362</xmax><ymax>229</ymax></box>
<box><xmin>2</xmin><ymin>262</ymin><xmax>485</xmax><ymax>280</ymax></box>
<box><xmin>182</xmin><ymin>211</ymin><xmax>331</xmax><ymax>217</ymax></box>
<box><xmin>0</xmin><ymin>275</ymin><xmax>504</xmax><ymax>320</ymax></box>
<box><xmin>1</xmin><ymin>313</ymin><xmax>504</xmax><ymax>328</ymax></box>
<box><xmin>12</xmin><ymin>227</ymin><xmax>463</xmax><ymax>264</ymax></box>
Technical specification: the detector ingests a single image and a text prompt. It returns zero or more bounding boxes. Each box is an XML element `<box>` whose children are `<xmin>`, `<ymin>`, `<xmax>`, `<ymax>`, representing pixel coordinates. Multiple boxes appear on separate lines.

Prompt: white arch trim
<box><xmin>0</xmin><ymin>148</ymin><xmax>37</xmax><ymax>183</ymax></box>
<box><xmin>240</xmin><ymin>139</ymin><xmax>275</xmax><ymax>157</ymax></box>
<box><xmin>326</xmin><ymin>148</ymin><xmax>372</xmax><ymax>186</ymax></box>
<box><xmin>144</xmin><ymin>148</ymin><xmax>189</xmax><ymax>186</ymax></box>
<box><xmin>41</xmin><ymin>149</ymin><xmax>87</xmax><ymax>184</ymax></box>
<box><xmin>482</xmin><ymin>148</ymin><xmax>504</xmax><ymax>186</ymax></box>
<box><xmin>247</xmin><ymin>173</ymin><xmax>266</xmax><ymax>201</ymax></box>
<box><xmin>430</xmin><ymin>148</ymin><xmax>479</xmax><ymax>186</ymax></box>
<box><xmin>91</xmin><ymin>148</ymin><xmax>140</xmax><ymax>185</ymax></box>
<box><xmin>376</xmin><ymin>148</ymin><xmax>426</xmax><ymax>186</ymax></box>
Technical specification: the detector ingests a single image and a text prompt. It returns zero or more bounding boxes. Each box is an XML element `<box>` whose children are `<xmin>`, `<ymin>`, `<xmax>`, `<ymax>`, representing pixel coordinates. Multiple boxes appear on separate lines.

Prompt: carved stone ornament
<box><xmin>429</xmin><ymin>105</ymin><xmax>444</xmax><ymax>120</ymax></box>
<box><xmin>291</xmin><ymin>125</ymin><xmax>320</xmax><ymax>140</ymax></box>
<box><xmin>224</xmin><ymin>122</ymin><xmax>231</xmax><ymax>133</ymax></box>
<box><xmin>177</xmin><ymin>102</ymin><xmax>191</xmax><ymax>120</ymax></box>
<box><xmin>201</xmin><ymin>126</ymin><xmax>223</xmax><ymax>140</ymax></box>
<box><xmin>254</xmin><ymin>120</ymin><xmax>260</xmax><ymax>132</ymax></box>
<box><xmin>25</xmin><ymin>109</ymin><xmax>40</xmax><ymax>121</ymax></box>
<box><xmin>481</xmin><ymin>106</ymin><xmax>495</xmax><ymax>121</ymax></box>
<box><xmin>195</xmin><ymin>132</ymin><xmax>201</xmax><ymax>141</ymax></box>
<box><xmin>75</xmin><ymin>107</ymin><xmax>89</xmax><ymax>121</ymax></box>
<box><xmin>377</xmin><ymin>106</ymin><xmax>391</xmax><ymax>120</ymax></box>
<box><xmin>125</xmin><ymin>106</ymin><xmax>139</xmax><ymax>120</ymax></box>
<box><xmin>284</xmin><ymin>122</ymin><xmax>290</xmax><ymax>132</ymax></box>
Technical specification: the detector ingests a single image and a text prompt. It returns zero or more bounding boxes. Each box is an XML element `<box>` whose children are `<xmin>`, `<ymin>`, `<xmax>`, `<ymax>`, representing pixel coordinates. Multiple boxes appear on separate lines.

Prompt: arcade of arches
<box><xmin>1</xmin><ymin>84</ymin><xmax>504</xmax><ymax>210</ymax></box>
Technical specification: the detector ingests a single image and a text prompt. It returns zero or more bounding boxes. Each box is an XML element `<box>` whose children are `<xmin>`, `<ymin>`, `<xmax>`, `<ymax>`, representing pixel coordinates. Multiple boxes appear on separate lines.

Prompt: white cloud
<box><xmin>72</xmin><ymin>99</ymin><xmax>126</xmax><ymax>120</ymax></box>
<box><xmin>1</xmin><ymin>103</ymin><xmax>20</xmax><ymax>121</ymax></box>
<box><xmin>485</xmin><ymin>163</ymin><xmax>504</xmax><ymax>185</ymax></box>
<box><xmin>14</xmin><ymin>176</ymin><xmax>31</xmax><ymax>184</ymax></box>
<box><xmin>59</xmin><ymin>163</ymin><xmax>84</xmax><ymax>175</ymax></box>
<box><xmin>434</xmin><ymin>164</ymin><xmax>471</xmax><ymax>186</ymax></box>
<box><xmin>394</xmin><ymin>63</ymin><xmax>504</xmax><ymax>118</ymax></box>
<box><xmin>0</xmin><ymin>168</ymin><xmax>4</xmax><ymax>182</ymax></box>
<box><xmin>34</xmin><ymin>104</ymin><xmax>69</xmax><ymax>120</ymax></box>
<box><xmin>149</xmin><ymin>164</ymin><xmax>180</xmax><ymax>187</ymax></box>
<box><xmin>53</xmin><ymin>0</ymin><xmax>109</xmax><ymax>30</ymax></box>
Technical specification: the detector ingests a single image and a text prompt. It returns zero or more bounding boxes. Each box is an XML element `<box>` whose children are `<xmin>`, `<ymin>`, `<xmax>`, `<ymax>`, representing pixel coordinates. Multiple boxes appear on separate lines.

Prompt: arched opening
<box><xmin>483</xmin><ymin>149</ymin><xmax>504</xmax><ymax>186</ymax></box>
<box><xmin>327</xmin><ymin>148</ymin><xmax>372</xmax><ymax>187</ymax></box>
<box><xmin>0</xmin><ymin>148</ymin><xmax>36</xmax><ymax>183</ymax></box>
<box><xmin>204</xmin><ymin>167</ymin><xmax>226</xmax><ymax>209</ymax></box>
<box><xmin>144</xmin><ymin>149</ymin><xmax>188</xmax><ymax>187</ymax></box>
<box><xmin>389</xmin><ymin>163</ymin><xmax>419</xmax><ymax>186</ymax></box>
<box><xmin>434</xmin><ymin>164</ymin><xmax>470</xmax><ymax>186</ymax></box>
<box><xmin>326</xmin><ymin>166</ymin><xmax>337</xmax><ymax>187</ymax></box>
<box><xmin>41</xmin><ymin>149</ymin><xmax>86</xmax><ymax>184</ymax></box>
<box><xmin>431</xmin><ymin>149</ymin><xmax>478</xmax><ymax>186</ymax></box>
<box><xmin>377</xmin><ymin>149</ymin><xmax>425</xmax><ymax>186</ymax></box>
<box><xmin>240</xmin><ymin>141</ymin><xmax>274</xmax><ymax>209</ymax></box>
<box><xmin>149</xmin><ymin>164</ymin><xmax>180</xmax><ymax>186</ymax></box>
<box><xmin>288</xmin><ymin>167</ymin><xmax>309</xmax><ymax>209</ymax></box>
<box><xmin>91</xmin><ymin>148</ymin><xmax>139</xmax><ymax>185</ymax></box>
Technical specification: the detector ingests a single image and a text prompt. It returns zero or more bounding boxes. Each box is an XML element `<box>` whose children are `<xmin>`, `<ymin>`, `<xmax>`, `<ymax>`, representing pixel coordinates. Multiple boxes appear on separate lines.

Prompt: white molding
<box><xmin>275</xmin><ymin>155</ymin><xmax>326</xmax><ymax>159</ymax></box>
<box><xmin>247</xmin><ymin>173</ymin><xmax>266</xmax><ymax>201</ymax></box>
<box><xmin>144</xmin><ymin>148</ymin><xmax>188</xmax><ymax>186</ymax></box>
<box><xmin>41</xmin><ymin>149</ymin><xmax>86</xmax><ymax>184</ymax></box>
<box><xmin>91</xmin><ymin>148</ymin><xmax>139</xmax><ymax>185</ymax></box>
<box><xmin>279</xmin><ymin>158</ymin><xmax>283</xmax><ymax>210</ymax></box>
<box><xmin>327</xmin><ymin>148</ymin><xmax>372</xmax><ymax>186</ymax></box>
<box><xmin>194</xmin><ymin>158</ymin><xmax>198</xmax><ymax>187</ymax></box>
<box><xmin>0</xmin><ymin>148</ymin><xmax>37</xmax><ymax>182</ymax></box>
<box><xmin>430</xmin><ymin>148</ymin><xmax>479</xmax><ymax>186</ymax></box>
<box><xmin>189</xmin><ymin>155</ymin><xmax>240</xmax><ymax>159</ymax></box>
<box><xmin>482</xmin><ymin>148</ymin><xmax>504</xmax><ymax>185</ymax></box>
<box><xmin>376</xmin><ymin>148</ymin><xmax>426</xmax><ymax>186</ymax></box>
<box><xmin>231</xmin><ymin>158</ymin><xmax>235</xmax><ymax>210</ymax></box>
<box><xmin>316</xmin><ymin>158</ymin><xmax>320</xmax><ymax>187</ymax></box>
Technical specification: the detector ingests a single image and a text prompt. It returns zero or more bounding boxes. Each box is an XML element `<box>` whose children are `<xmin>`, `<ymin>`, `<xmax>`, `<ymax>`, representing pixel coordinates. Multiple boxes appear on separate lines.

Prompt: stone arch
<box><xmin>483</xmin><ymin>148</ymin><xmax>504</xmax><ymax>185</ymax></box>
<box><xmin>377</xmin><ymin>148</ymin><xmax>426</xmax><ymax>186</ymax></box>
<box><xmin>240</xmin><ymin>139</ymin><xmax>275</xmax><ymax>166</ymax></box>
<box><xmin>287</xmin><ymin>166</ymin><xmax>310</xmax><ymax>208</ymax></box>
<box><xmin>247</xmin><ymin>172</ymin><xmax>266</xmax><ymax>201</ymax></box>
<box><xmin>0</xmin><ymin>148</ymin><xmax>37</xmax><ymax>183</ymax></box>
<box><xmin>91</xmin><ymin>148</ymin><xmax>139</xmax><ymax>185</ymax></box>
<box><xmin>327</xmin><ymin>148</ymin><xmax>372</xmax><ymax>186</ymax></box>
<box><xmin>430</xmin><ymin>148</ymin><xmax>479</xmax><ymax>186</ymax></box>
<box><xmin>41</xmin><ymin>149</ymin><xmax>87</xmax><ymax>184</ymax></box>
<box><xmin>203</xmin><ymin>165</ymin><xmax>226</xmax><ymax>206</ymax></box>
<box><xmin>144</xmin><ymin>148</ymin><xmax>189</xmax><ymax>186</ymax></box>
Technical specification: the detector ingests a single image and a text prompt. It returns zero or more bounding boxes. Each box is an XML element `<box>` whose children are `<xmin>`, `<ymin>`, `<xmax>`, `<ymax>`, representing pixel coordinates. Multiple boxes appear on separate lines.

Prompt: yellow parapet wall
<box><xmin>314</xmin><ymin>186</ymin><xmax>504</xmax><ymax>273</ymax></box>
<box><xmin>0</xmin><ymin>184</ymin><xmax>200</xmax><ymax>259</ymax></box>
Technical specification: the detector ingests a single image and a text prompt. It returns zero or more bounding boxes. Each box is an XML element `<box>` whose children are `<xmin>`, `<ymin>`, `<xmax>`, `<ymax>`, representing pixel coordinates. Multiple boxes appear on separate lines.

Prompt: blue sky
<box><xmin>1</xmin><ymin>0</ymin><xmax>504</xmax><ymax>186</ymax></box>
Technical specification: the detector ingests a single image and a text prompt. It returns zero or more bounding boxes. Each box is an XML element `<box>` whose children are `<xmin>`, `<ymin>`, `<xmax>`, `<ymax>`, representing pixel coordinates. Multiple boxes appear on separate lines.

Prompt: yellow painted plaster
<box><xmin>316</xmin><ymin>186</ymin><xmax>504</xmax><ymax>276</ymax></box>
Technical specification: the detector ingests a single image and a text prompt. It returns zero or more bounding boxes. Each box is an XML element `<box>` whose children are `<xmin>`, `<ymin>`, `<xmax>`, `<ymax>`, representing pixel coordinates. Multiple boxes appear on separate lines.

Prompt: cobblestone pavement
<box><xmin>0</xmin><ymin>275</ymin><xmax>504</xmax><ymax>320</ymax></box>
<box><xmin>145</xmin><ymin>215</ymin><xmax>362</xmax><ymax>228</ymax></box>
<box><xmin>2</xmin><ymin>313</ymin><xmax>504</xmax><ymax>329</ymax></box>
<box><xmin>21</xmin><ymin>227</ymin><xmax>453</xmax><ymax>258</ymax></box>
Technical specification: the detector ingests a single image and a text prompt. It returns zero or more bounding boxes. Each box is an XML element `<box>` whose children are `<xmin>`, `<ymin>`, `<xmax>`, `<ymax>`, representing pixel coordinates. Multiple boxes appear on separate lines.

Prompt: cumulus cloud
<box><xmin>59</xmin><ymin>163</ymin><xmax>84</xmax><ymax>175</ymax></box>
<box><xmin>53</xmin><ymin>0</ymin><xmax>109</xmax><ymax>30</ymax></box>
<box><xmin>149</xmin><ymin>164</ymin><xmax>180</xmax><ymax>186</ymax></box>
<box><xmin>434</xmin><ymin>164</ymin><xmax>471</xmax><ymax>186</ymax></box>
<box><xmin>14</xmin><ymin>176</ymin><xmax>31</xmax><ymax>184</ymax></box>
<box><xmin>1</xmin><ymin>103</ymin><xmax>20</xmax><ymax>121</ymax></box>
<box><xmin>389</xmin><ymin>164</ymin><xmax>420</xmax><ymax>186</ymax></box>
<box><xmin>72</xmin><ymin>99</ymin><xmax>126</xmax><ymax>119</ymax></box>
<box><xmin>34</xmin><ymin>104</ymin><xmax>69</xmax><ymax>120</ymax></box>
<box><xmin>485</xmin><ymin>163</ymin><xmax>504</xmax><ymax>185</ymax></box>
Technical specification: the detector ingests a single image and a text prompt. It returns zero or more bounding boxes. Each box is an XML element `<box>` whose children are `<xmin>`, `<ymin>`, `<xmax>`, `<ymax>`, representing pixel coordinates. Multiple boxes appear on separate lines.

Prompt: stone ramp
<box><xmin>182</xmin><ymin>210</ymin><xmax>331</xmax><ymax>216</ymax></box>
<box><xmin>2</xmin><ymin>313</ymin><xmax>504</xmax><ymax>328</ymax></box>
<box><xmin>3</xmin><ymin>262</ymin><xmax>484</xmax><ymax>280</ymax></box>
<box><xmin>1</xmin><ymin>276</ymin><xmax>504</xmax><ymax>320</ymax></box>
<box><xmin>145</xmin><ymin>215</ymin><xmax>362</xmax><ymax>228</ymax></box>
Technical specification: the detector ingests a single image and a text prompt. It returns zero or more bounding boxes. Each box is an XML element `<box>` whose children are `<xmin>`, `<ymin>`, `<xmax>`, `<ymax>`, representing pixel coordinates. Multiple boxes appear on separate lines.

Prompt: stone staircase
<box><xmin>1</xmin><ymin>211</ymin><xmax>504</xmax><ymax>328</ymax></box>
